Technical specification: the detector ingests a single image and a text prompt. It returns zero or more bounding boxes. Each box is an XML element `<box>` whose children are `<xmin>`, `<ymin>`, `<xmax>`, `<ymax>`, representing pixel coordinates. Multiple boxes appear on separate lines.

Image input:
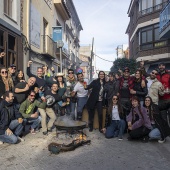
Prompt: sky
<box><xmin>73</xmin><ymin>0</ymin><xmax>131</xmax><ymax>71</ymax></box>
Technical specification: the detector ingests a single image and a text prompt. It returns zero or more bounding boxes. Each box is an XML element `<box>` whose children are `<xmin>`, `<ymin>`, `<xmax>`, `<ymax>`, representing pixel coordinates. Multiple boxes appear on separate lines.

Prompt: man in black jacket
<box><xmin>0</xmin><ymin>92</ymin><xmax>24</xmax><ymax>144</ymax></box>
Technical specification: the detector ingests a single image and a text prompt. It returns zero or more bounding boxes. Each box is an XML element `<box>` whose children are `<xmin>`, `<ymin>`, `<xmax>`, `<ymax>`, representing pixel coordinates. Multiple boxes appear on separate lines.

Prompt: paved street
<box><xmin>0</xmin><ymin>129</ymin><xmax>170</xmax><ymax>170</ymax></box>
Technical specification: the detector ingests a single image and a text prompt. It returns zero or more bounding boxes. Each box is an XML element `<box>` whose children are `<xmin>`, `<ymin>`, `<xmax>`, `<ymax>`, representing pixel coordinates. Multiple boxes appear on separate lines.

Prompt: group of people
<box><xmin>0</xmin><ymin>58</ymin><xmax>170</xmax><ymax>145</ymax></box>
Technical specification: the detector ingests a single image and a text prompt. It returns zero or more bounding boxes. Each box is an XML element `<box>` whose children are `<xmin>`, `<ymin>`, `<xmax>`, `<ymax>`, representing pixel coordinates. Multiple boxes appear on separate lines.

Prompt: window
<box><xmin>43</xmin><ymin>19</ymin><xmax>48</xmax><ymax>52</ymax></box>
<box><xmin>4</xmin><ymin>0</ymin><xmax>17</xmax><ymax>20</ymax></box>
<box><xmin>140</xmin><ymin>24</ymin><xmax>167</xmax><ymax>50</ymax></box>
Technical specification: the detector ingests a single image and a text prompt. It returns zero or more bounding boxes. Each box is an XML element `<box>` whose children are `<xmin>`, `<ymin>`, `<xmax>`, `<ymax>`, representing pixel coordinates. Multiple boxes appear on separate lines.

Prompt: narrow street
<box><xmin>0</xmin><ymin>130</ymin><xmax>170</xmax><ymax>170</ymax></box>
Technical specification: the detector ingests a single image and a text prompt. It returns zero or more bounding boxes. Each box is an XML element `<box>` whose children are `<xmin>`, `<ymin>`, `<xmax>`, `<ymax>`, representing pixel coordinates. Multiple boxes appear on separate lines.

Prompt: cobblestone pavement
<box><xmin>0</xmin><ymin>129</ymin><xmax>170</xmax><ymax>170</ymax></box>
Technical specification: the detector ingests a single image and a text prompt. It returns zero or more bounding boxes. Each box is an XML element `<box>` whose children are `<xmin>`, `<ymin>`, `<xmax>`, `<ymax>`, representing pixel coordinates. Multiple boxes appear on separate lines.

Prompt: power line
<box><xmin>94</xmin><ymin>53</ymin><xmax>114</xmax><ymax>62</ymax></box>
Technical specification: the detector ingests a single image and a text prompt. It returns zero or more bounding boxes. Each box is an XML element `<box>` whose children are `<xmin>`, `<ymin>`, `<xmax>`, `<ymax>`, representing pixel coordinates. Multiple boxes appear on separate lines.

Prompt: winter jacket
<box><xmin>19</xmin><ymin>98</ymin><xmax>46</xmax><ymax>118</ymax></box>
<box><xmin>126</xmin><ymin>106</ymin><xmax>152</xmax><ymax>130</ymax></box>
<box><xmin>0</xmin><ymin>100</ymin><xmax>22</xmax><ymax>135</ymax></box>
<box><xmin>104</xmin><ymin>80</ymin><xmax>119</xmax><ymax>100</ymax></box>
<box><xmin>86</xmin><ymin>79</ymin><xmax>105</xmax><ymax>109</ymax></box>
<box><xmin>156</xmin><ymin>71</ymin><xmax>170</xmax><ymax>100</ymax></box>
<box><xmin>133</xmin><ymin>80</ymin><xmax>148</xmax><ymax>102</ymax></box>
<box><xmin>146</xmin><ymin>77</ymin><xmax>164</xmax><ymax>105</ymax></box>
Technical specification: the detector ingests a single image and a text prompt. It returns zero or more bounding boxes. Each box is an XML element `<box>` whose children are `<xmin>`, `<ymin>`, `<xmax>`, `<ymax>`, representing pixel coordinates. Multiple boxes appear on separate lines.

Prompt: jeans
<box><xmin>66</xmin><ymin>101</ymin><xmax>76</xmax><ymax>119</ymax></box>
<box><xmin>25</xmin><ymin>116</ymin><xmax>41</xmax><ymax>130</ymax></box>
<box><xmin>120</xmin><ymin>98</ymin><xmax>131</xmax><ymax>116</ymax></box>
<box><xmin>149</xmin><ymin>128</ymin><xmax>161</xmax><ymax>140</ymax></box>
<box><xmin>105</xmin><ymin>120</ymin><xmax>126</xmax><ymax>138</ymax></box>
<box><xmin>77</xmin><ymin>96</ymin><xmax>88</xmax><ymax>120</ymax></box>
<box><xmin>0</xmin><ymin>119</ymin><xmax>23</xmax><ymax>144</ymax></box>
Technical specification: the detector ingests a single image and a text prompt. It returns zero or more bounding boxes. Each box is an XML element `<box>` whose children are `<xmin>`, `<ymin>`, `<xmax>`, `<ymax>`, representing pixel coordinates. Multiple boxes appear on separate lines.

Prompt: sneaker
<box><xmin>118</xmin><ymin>138</ymin><xmax>123</xmax><ymax>141</ymax></box>
<box><xmin>18</xmin><ymin>137</ymin><xmax>25</xmax><ymax>142</ymax></box>
<box><xmin>0</xmin><ymin>141</ymin><xmax>3</xmax><ymax>145</ymax></box>
<box><xmin>30</xmin><ymin>129</ymin><xmax>36</xmax><ymax>135</ymax></box>
<box><xmin>158</xmin><ymin>138</ymin><xmax>166</xmax><ymax>143</ymax></box>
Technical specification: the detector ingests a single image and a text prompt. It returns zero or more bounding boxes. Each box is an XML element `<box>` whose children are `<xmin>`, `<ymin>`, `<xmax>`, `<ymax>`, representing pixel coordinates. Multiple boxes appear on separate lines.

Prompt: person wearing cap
<box><xmin>66</xmin><ymin>69</ymin><xmax>77</xmax><ymax>119</ymax></box>
<box><xmin>156</xmin><ymin>63</ymin><xmax>170</xmax><ymax>123</ymax></box>
<box><xmin>118</xmin><ymin>67</ymin><xmax>133</xmax><ymax>116</ymax></box>
<box><xmin>19</xmin><ymin>90</ymin><xmax>46</xmax><ymax>134</ymax></box>
<box><xmin>8</xmin><ymin>64</ymin><xmax>17</xmax><ymax>83</ymax></box>
<box><xmin>71</xmin><ymin>72</ymin><xmax>88</xmax><ymax>120</ymax></box>
<box><xmin>104</xmin><ymin>72</ymin><xmax>119</xmax><ymax>106</ymax></box>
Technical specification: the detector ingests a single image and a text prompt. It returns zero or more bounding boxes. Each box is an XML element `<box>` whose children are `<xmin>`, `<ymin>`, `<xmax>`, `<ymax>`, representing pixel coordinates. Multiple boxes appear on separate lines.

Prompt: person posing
<box><xmin>104</xmin><ymin>72</ymin><xmax>119</xmax><ymax>106</ymax></box>
<box><xmin>8</xmin><ymin>64</ymin><xmax>17</xmax><ymax>83</ymax></box>
<box><xmin>38</xmin><ymin>83</ymin><xmax>68</xmax><ymax>135</ymax></box>
<box><xmin>0</xmin><ymin>92</ymin><xmax>24</xmax><ymax>144</ymax></box>
<box><xmin>0</xmin><ymin>67</ymin><xmax>14</xmax><ymax>97</ymax></box>
<box><xmin>86</xmin><ymin>71</ymin><xmax>106</xmax><ymax>132</ymax></box>
<box><xmin>66</xmin><ymin>69</ymin><xmax>77</xmax><ymax>119</ymax></box>
<box><xmin>27</xmin><ymin>61</ymin><xmax>47</xmax><ymax>89</ymax></box>
<box><xmin>157</xmin><ymin>63</ymin><xmax>170</xmax><ymax>110</ymax></box>
<box><xmin>14</xmin><ymin>70</ymin><xmax>25</xmax><ymax>86</ymax></box>
<box><xmin>146</xmin><ymin>69</ymin><xmax>164</xmax><ymax>105</ymax></box>
<box><xmin>126</xmin><ymin>96</ymin><xmax>152</xmax><ymax>142</ymax></box>
<box><xmin>72</xmin><ymin>73</ymin><xmax>88</xmax><ymax>120</ymax></box>
<box><xmin>130</xmin><ymin>69</ymin><xmax>148</xmax><ymax>105</ymax></box>
<box><xmin>103</xmin><ymin>95</ymin><xmax>125</xmax><ymax>140</ymax></box>
<box><xmin>14</xmin><ymin>77</ymin><xmax>36</xmax><ymax>105</ymax></box>
<box><xmin>144</xmin><ymin>96</ymin><xmax>170</xmax><ymax>143</ymax></box>
<box><xmin>19</xmin><ymin>91</ymin><xmax>46</xmax><ymax>134</ymax></box>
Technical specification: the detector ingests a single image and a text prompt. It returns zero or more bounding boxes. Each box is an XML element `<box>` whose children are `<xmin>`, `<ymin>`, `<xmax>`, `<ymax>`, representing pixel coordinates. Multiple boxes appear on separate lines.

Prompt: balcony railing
<box><xmin>41</xmin><ymin>35</ymin><xmax>56</xmax><ymax>58</ymax></box>
<box><xmin>138</xmin><ymin>1</ymin><xmax>168</xmax><ymax>17</ymax></box>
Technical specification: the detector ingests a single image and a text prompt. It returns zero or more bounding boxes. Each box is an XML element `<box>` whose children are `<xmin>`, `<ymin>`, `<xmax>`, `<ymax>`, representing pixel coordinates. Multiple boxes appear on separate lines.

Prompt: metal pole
<box><xmin>60</xmin><ymin>47</ymin><xmax>62</xmax><ymax>72</ymax></box>
<box><xmin>90</xmin><ymin>37</ymin><xmax>94</xmax><ymax>81</ymax></box>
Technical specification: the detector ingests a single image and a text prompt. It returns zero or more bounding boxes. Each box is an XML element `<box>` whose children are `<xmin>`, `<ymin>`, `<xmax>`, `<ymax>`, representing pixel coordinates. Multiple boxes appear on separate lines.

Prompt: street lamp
<box><xmin>57</xmin><ymin>40</ymin><xmax>64</xmax><ymax>72</ymax></box>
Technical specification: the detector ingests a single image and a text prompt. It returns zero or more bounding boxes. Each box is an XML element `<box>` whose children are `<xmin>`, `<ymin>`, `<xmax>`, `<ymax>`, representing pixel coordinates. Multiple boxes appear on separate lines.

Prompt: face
<box><xmin>109</xmin><ymin>75</ymin><xmax>114</xmax><ymax>81</ymax></box>
<box><xmin>57</xmin><ymin>76</ymin><xmax>63</xmax><ymax>82</ymax></box>
<box><xmin>9</xmin><ymin>67</ymin><xmax>16</xmax><ymax>74</ymax></box>
<box><xmin>145</xmin><ymin>98</ymin><xmax>151</xmax><ymax>107</ymax></box>
<box><xmin>115</xmin><ymin>74</ymin><xmax>119</xmax><ymax>79</ymax></box>
<box><xmin>37</xmin><ymin>68</ymin><xmax>43</xmax><ymax>77</ymax></box>
<box><xmin>132</xmin><ymin>99</ymin><xmax>139</xmax><ymax>108</ymax></box>
<box><xmin>28</xmin><ymin>92</ymin><xmax>35</xmax><ymax>102</ymax></box>
<box><xmin>99</xmin><ymin>72</ymin><xmax>105</xmax><ymax>80</ymax></box>
<box><xmin>18</xmin><ymin>71</ymin><xmax>23</xmax><ymax>78</ymax></box>
<box><xmin>135</xmin><ymin>71</ymin><xmax>141</xmax><ymax>79</ymax></box>
<box><xmin>140</xmin><ymin>61</ymin><xmax>144</xmax><ymax>67</ymax></box>
<box><xmin>6</xmin><ymin>93</ymin><xmax>14</xmax><ymax>103</ymax></box>
<box><xmin>51</xmin><ymin>84</ymin><xmax>58</xmax><ymax>92</ymax></box>
<box><xmin>123</xmin><ymin>70</ymin><xmax>130</xmax><ymax>78</ymax></box>
<box><xmin>150</xmin><ymin>70</ymin><xmax>157</xmax><ymax>79</ymax></box>
<box><xmin>1</xmin><ymin>69</ymin><xmax>8</xmax><ymax>77</ymax></box>
<box><xmin>68</xmin><ymin>71</ymin><xmax>74</xmax><ymax>78</ymax></box>
<box><xmin>28</xmin><ymin>77</ymin><xmax>36</xmax><ymax>87</ymax></box>
<box><xmin>158</xmin><ymin>64</ymin><xmax>165</xmax><ymax>72</ymax></box>
<box><xmin>112</xmin><ymin>96</ymin><xmax>118</xmax><ymax>105</ymax></box>
<box><xmin>78</xmin><ymin>74</ymin><xmax>84</xmax><ymax>82</ymax></box>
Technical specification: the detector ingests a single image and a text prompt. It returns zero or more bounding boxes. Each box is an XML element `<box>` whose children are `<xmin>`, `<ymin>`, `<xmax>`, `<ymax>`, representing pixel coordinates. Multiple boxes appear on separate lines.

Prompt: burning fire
<box><xmin>74</xmin><ymin>134</ymin><xmax>87</xmax><ymax>143</ymax></box>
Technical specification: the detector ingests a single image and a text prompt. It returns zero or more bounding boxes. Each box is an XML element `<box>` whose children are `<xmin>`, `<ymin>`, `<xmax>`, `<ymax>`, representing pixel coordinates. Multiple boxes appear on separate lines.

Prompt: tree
<box><xmin>110</xmin><ymin>58</ymin><xmax>137</xmax><ymax>74</ymax></box>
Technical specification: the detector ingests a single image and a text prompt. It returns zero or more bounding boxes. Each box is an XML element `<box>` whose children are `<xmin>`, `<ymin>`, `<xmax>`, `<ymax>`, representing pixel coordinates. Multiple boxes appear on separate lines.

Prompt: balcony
<box><xmin>138</xmin><ymin>1</ymin><xmax>168</xmax><ymax>18</ymax></box>
<box><xmin>41</xmin><ymin>35</ymin><xmax>56</xmax><ymax>58</ymax></box>
<box><xmin>54</xmin><ymin>0</ymin><xmax>70</xmax><ymax>20</ymax></box>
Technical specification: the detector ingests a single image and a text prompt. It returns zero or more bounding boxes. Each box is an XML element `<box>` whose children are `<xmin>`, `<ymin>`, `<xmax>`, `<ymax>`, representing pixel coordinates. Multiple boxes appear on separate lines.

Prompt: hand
<box><xmin>6</xmin><ymin>128</ymin><xmax>13</xmax><ymax>136</ymax></box>
<box><xmin>128</xmin><ymin>122</ymin><xmax>132</xmax><ymax>127</ymax></box>
<box><xmin>20</xmin><ymin>80</ymin><xmax>25</xmax><ymax>82</ymax></box>
<box><xmin>41</xmin><ymin>96</ymin><xmax>46</xmax><ymax>101</ymax></box>
<box><xmin>18</xmin><ymin>118</ymin><xmax>23</xmax><ymax>124</ymax></box>
<box><xmin>24</xmin><ymin>84</ymin><xmax>29</xmax><ymax>91</ymax></box>
<box><xmin>130</xmin><ymin>89</ymin><xmax>136</xmax><ymax>94</ymax></box>
<box><xmin>160</xmin><ymin>86</ymin><xmax>164</xmax><ymax>91</ymax></box>
<box><xmin>128</xmin><ymin>126</ymin><xmax>132</xmax><ymax>130</ymax></box>
<box><xmin>62</xmin><ymin>102</ymin><xmax>67</xmax><ymax>107</ymax></box>
<box><xmin>101</xmin><ymin>128</ymin><xmax>106</xmax><ymax>134</ymax></box>
<box><xmin>31</xmin><ymin>112</ymin><xmax>38</xmax><ymax>118</ymax></box>
<box><xmin>28</xmin><ymin>60</ymin><xmax>33</xmax><ymax>67</ymax></box>
<box><xmin>0</xmin><ymin>52</ymin><xmax>6</xmax><ymax>58</ymax></box>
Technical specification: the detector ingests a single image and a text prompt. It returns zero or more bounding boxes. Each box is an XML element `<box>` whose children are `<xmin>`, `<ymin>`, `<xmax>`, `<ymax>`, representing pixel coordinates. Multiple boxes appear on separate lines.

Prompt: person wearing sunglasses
<box><xmin>19</xmin><ymin>91</ymin><xmax>46</xmax><ymax>135</ymax></box>
<box><xmin>66</xmin><ymin>69</ymin><xmax>77</xmax><ymax>119</ymax></box>
<box><xmin>146</xmin><ymin>69</ymin><xmax>164</xmax><ymax>105</ymax></box>
<box><xmin>0</xmin><ymin>67</ymin><xmax>14</xmax><ymax>97</ymax></box>
<box><xmin>8</xmin><ymin>64</ymin><xmax>17</xmax><ymax>83</ymax></box>
<box><xmin>102</xmin><ymin>95</ymin><xmax>125</xmax><ymax>140</ymax></box>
